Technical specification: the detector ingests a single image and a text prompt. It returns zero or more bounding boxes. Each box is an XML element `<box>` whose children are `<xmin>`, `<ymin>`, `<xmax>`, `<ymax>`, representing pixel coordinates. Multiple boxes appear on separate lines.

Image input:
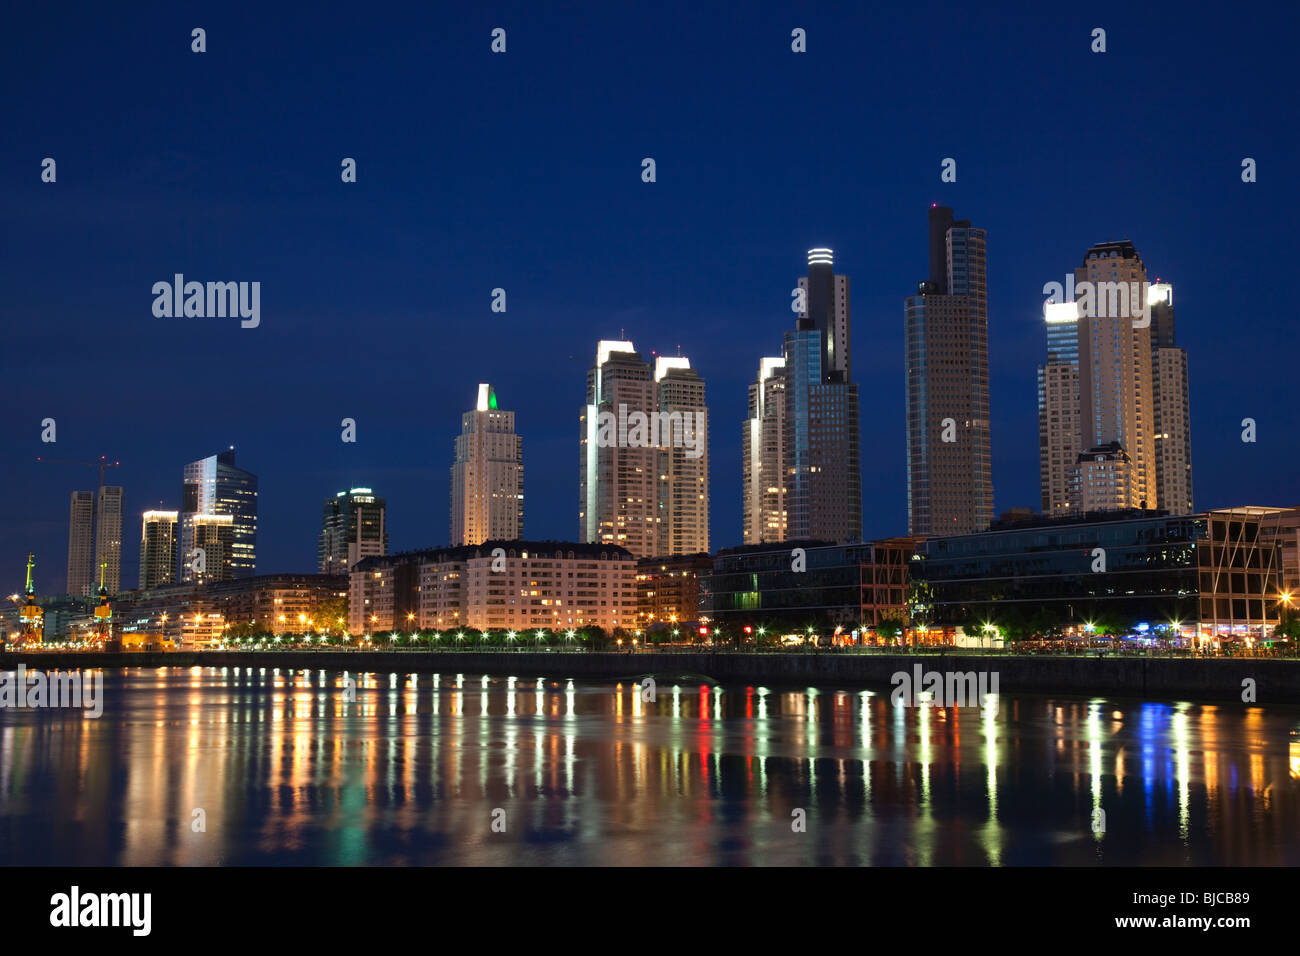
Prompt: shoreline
<box><xmin>6</xmin><ymin>649</ymin><xmax>1299</xmax><ymax>705</ymax></box>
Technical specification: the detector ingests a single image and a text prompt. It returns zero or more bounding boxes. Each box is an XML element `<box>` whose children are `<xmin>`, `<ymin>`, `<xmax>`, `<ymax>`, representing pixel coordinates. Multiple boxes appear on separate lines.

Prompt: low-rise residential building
<box><xmin>635</xmin><ymin>553</ymin><xmax>711</xmax><ymax>629</ymax></box>
<box><xmin>351</xmin><ymin>540</ymin><xmax>636</xmax><ymax>634</ymax></box>
<box><xmin>116</xmin><ymin>574</ymin><xmax>347</xmax><ymax>647</ymax></box>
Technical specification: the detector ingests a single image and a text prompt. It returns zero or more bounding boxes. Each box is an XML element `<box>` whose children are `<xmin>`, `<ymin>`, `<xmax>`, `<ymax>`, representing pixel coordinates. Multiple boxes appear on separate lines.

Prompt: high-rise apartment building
<box><xmin>742</xmin><ymin>356</ymin><xmax>787</xmax><ymax>544</ymax></box>
<box><xmin>66</xmin><ymin>491</ymin><xmax>95</xmax><ymax>597</ymax></box>
<box><xmin>1073</xmin><ymin>241</ymin><xmax>1156</xmax><ymax>511</ymax></box>
<box><xmin>743</xmin><ymin>250</ymin><xmax>861</xmax><ymax>545</ymax></box>
<box><xmin>190</xmin><ymin>513</ymin><xmax>235</xmax><ymax>584</ymax></box>
<box><xmin>582</xmin><ymin>341</ymin><xmax>659</xmax><ymax>558</ymax></box>
<box><xmin>93</xmin><ymin>485</ymin><xmax>123</xmax><ymax>594</ymax></box>
<box><xmin>905</xmin><ymin>206</ymin><xmax>993</xmax><ymax>535</ymax></box>
<box><xmin>1148</xmin><ymin>282</ymin><xmax>1194</xmax><ymax>514</ymax></box>
<box><xmin>180</xmin><ymin>449</ymin><xmax>257</xmax><ymax>581</ymax></box>
<box><xmin>1039</xmin><ymin>301</ymin><xmax>1083</xmax><ymax>514</ymax></box>
<box><xmin>450</xmin><ymin>384</ymin><xmax>523</xmax><ymax>545</ymax></box>
<box><xmin>320</xmin><ymin>488</ymin><xmax>388</xmax><ymax>574</ymax></box>
<box><xmin>655</xmin><ymin>358</ymin><xmax>709</xmax><ymax>556</ymax></box>
<box><xmin>1039</xmin><ymin>245</ymin><xmax>1192</xmax><ymax>515</ymax></box>
<box><xmin>139</xmin><ymin>509</ymin><xmax>178</xmax><ymax>590</ymax></box>
<box><xmin>580</xmin><ymin>342</ymin><xmax>709</xmax><ymax>558</ymax></box>
<box><xmin>65</xmin><ymin>480</ymin><xmax>125</xmax><ymax>597</ymax></box>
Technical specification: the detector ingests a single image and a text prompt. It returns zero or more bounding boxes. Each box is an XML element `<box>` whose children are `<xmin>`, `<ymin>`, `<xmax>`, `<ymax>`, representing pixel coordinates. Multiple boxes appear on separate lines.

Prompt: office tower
<box><xmin>66</xmin><ymin>491</ymin><xmax>95</xmax><ymax>597</ymax></box>
<box><xmin>1148</xmin><ymin>282</ymin><xmax>1194</xmax><ymax>513</ymax></box>
<box><xmin>180</xmin><ymin>449</ymin><xmax>258</xmax><ymax>582</ymax></box>
<box><xmin>790</xmin><ymin>249</ymin><xmax>861</xmax><ymax>542</ymax></box>
<box><xmin>797</xmin><ymin>248</ymin><xmax>851</xmax><ymax>380</ymax></box>
<box><xmin>190</xmin><ymin>514</ymin><xmax>234</xmax><ymax>583</ymax></box>
<box><xmin>783</xmin><ymin>319</ymin><xmax>861</xmax><ymax>542</ymax></box>
<box><xmin>742</xmin><ymin>356</ymin><xmax>787</xmax><ymax>544</ymax></box>
<box><xmin>1071</xmin><ymin>241</ymin><xmax>1156</xmax><ymax>511</ymax></box>
<box><xmin>93</xmin><ymin>485</ymin><xmax>123</xmax><ymax>594</ymax></box>
<box><xmin>139</xmin><ymin>510</ymin><xmax>179</xmax><ymax>590</ymax></box>
<box><xmin>320</xmin><ymin>488</ymin><xmax>389</xmax><ymax>574</ymax></box>
<box><xmin>904</xmin><ymin>206</ymin><xmax>993</xmax><ymax>535</ymax></box>
<box><xmin>743</xmin><ymin>249</ymin><xmax>861</xmax><ymax>545</ymax></box>
<box><xmin>655</xmin><ymin>357</ymin><xmax>709</xmax><ymax>556</ymax></box>
<box><xmin>450</xmin><ymin>384</ymin><xmax>524</xmax><ymax>546</ymax></box>
<box><xmin>1038</xmin><ymin>301</ymin><xmax>1083</xmax><ymax>514</ymax></box>
<box><xmin>580</xmin><ymin>341</ymin><xmax>709</xmax><ymax>558</ymax></box>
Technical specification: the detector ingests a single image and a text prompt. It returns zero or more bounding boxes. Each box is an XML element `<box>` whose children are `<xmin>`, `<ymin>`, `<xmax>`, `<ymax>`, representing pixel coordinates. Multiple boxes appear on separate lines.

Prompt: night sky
<box><xmin>2</xmin><ymin>1</ymin><xmax>1296</xmax><ymax>592</ymax></box>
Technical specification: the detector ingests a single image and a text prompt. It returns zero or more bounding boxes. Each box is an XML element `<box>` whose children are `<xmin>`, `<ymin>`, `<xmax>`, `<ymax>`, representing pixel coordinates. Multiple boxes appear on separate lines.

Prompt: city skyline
<box><xmin>4</xmin><ymin>7</ymin><xmax>1294</xmax><ymax>593</ymax></box>
<box><xmin>16</xmin><ymin>224</ymin><xmax>1288</xmax><ymax>592</ymax></box>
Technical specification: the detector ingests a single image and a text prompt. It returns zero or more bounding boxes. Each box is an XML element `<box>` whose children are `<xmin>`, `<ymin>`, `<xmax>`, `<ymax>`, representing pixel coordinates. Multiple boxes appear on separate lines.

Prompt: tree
<box><xmin>316</xmin><ymin>595</ymin><xmax>348</xmax><ymax>635</ymax></box>
<box><xmin>875</xmin><ymin>612</ymin><xmax>905</xmax><ymax>645</ymax></box>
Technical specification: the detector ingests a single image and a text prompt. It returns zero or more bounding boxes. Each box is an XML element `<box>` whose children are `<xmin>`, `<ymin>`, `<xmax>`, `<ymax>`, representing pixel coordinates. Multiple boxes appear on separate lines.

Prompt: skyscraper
<box><xmin>190</xmin><ymin>513</ymin><xmax>234</xmax><ymax>583</ymax></box>
<box><xmin>1038</xmin><ymin>301</ymin><xmax>1082</xmax><ymax>514</ymax></box>
<box><xmin>321</xmin><ymin>488</ymin><xmax>389</xmax><ymax>573</ymax></box>
<box><xmin>180</xmin><ymin>449</ymin><xmax>258</xmax><ymax>582</ymax></box>
<box><xmin>1039</xmin><ymin>245</ymin><xmax>1192</xmax><ymax>515</ymax></box>
<box><xmin>744</xmin><ymin>250</ymin><xmax>861</xmax><ymax>545</ymax></box>
<box><xmin>93</xmin><ymin>485</ymin><xmax>123</xmax><ymax>594</ymax></box>
<box><xmin>797</xmin><ymin>248</ymin><xmax>851</xmax><ymax>380</ymax></box>
<box><xmin>580</xmin><ymin>341</ymin><xmax>709</xmax><ymax>558</ymax></box>
<box><xmin>1073</xmin><ymin>240</ymin><xmax>1156</xmax><ymax>511</ymax></box>
<box><xmin>450</xmin><ymin>384</ymin><xmax>524</xmax><ymax>546</ymax></box>
<box><xmin>139</xmin><ymin>510</ymin><xmax>178</xmax><ymax>590</ymax></box>
<box><xmin>904</xmin><ymin>206</ymin><xmax>993</xmax><ymax>535</ymax></box>
<box><xmin>742</xmin><ymin>356</ymin><xmax>787</xmax><ymax>544</ymax></box>
<box><xmin>1149</xmin><ymin>282</ymin><xmax>1194</xmax><ymax>514</ymax></box>
<box><xmin>65</xmin><ymin>490</ymin><xmax>94</xmax><ymax>597</ymax></box>
<box><xmin>655</xmin><ymin>357</ymin><xmax>709</xmax><ymax>556</ymax></box>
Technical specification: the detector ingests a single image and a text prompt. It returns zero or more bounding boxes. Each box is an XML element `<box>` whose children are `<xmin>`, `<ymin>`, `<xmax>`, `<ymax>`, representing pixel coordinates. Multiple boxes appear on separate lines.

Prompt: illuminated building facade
<box><xmin>913</xmin><ymin>507</ymin><xmax>1285</xmax><ymax>640</ymax></box>
<box><xmin>635</xmin><ymin>553</ymin><xmax>711</xmax><ymax>629</ymax></box>
<box><xmin>351</xmin><ymin>541</ymin><xmax>636</xmax><ymax>633</ymax></box>
<box><xmin>139</xmin><ymin>510</ymin><xmax>178</xmax><ymax>590</ymax></box>
<box><xmin>319</xmin><ymin>488</ymin><xmax>388</xmax><ymax>574</ymax></box>
<box><xmin>180</xmin><ymin>449</ymin><xmax>257</xmax><ymax>581</ymax></box>
<box><xmin>580</xmin><ymin>343</ymin><xmax>709</xmax><ymax>558</ymax></box>
<box><xmin>451</xmin><ymin>384</ymin><xmax>523</xmax><ymax>546</ymax></box>
<box><xmin>905</xmin><ymin>206</ymin><xmax>993</xmax><ymax>535</ymax></box>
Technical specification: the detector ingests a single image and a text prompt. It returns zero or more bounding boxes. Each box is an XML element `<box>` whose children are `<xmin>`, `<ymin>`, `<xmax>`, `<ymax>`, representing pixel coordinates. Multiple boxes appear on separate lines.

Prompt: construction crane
<box><xmin>36</xmin><ymin>455</ymin><xmax>121</xmax><ymax>487</ymax></box>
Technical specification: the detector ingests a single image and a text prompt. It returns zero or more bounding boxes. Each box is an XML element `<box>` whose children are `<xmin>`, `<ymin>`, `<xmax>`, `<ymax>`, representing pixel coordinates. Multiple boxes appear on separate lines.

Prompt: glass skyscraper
<box><xmin>744</xmin><ymin>249</ymin><xmax>861</xmax><ymax>545</ymax></box>
<box><xmin>180</xmin><ymin>449</ymin><xmax>258</xmax><ymax>582</ymax></box>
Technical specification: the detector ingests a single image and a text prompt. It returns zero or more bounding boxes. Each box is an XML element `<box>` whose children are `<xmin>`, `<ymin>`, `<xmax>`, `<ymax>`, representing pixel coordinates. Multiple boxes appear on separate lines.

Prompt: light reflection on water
<box><xmin>0</xmin><ymin>666</ymin><xmax>1297</xmax><ymax>866</ymax></box>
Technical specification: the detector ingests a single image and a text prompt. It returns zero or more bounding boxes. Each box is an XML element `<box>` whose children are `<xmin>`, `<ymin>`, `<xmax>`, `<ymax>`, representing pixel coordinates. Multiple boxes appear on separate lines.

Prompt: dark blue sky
<box><xmin>3</xmin><ymin>1</ymin><xmax>1296</xmax><ymax>592</ymax></box>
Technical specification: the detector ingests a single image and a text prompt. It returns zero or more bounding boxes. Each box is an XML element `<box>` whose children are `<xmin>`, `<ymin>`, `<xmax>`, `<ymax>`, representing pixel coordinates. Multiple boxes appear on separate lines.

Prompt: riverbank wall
<box><xmin>7</xmin><ymin>650</ymin><xmax>1299</xmax><ymax>704</ymax></box>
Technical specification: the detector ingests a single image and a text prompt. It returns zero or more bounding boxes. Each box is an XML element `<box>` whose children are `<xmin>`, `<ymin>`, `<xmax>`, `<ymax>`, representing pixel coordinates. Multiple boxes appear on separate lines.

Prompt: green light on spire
<box><xmin>489</xmin><ymin>388</ymin><xmax>498</xmax><ymax>410</ymax></box>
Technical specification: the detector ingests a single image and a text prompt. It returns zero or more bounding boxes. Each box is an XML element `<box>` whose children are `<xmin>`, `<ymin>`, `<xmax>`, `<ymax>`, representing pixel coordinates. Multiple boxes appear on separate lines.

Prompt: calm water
<box><xmin>1</xmin><ymin>666</ymin><xmax>1297</xmax><ymax>866</ymax></box>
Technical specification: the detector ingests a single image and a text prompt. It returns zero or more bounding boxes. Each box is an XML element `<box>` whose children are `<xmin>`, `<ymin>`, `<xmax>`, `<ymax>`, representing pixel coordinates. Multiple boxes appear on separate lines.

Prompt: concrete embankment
<box><xmin>6</xmin><ymin>650</ymin><xmax>1300</xmax><ymax>704</ymax></box>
